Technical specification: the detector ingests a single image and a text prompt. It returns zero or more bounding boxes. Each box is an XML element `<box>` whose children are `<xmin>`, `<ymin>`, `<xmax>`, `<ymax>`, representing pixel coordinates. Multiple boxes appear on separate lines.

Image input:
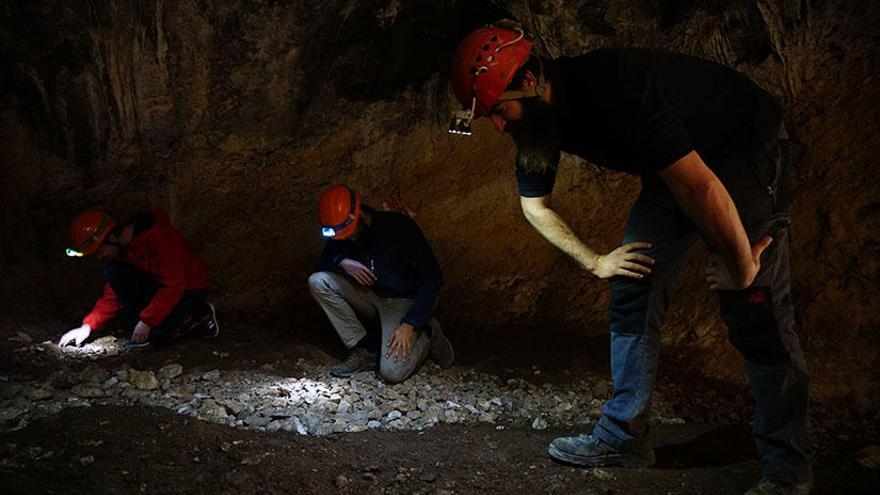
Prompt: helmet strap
<box><xmin>70</xmin><ymin>214</ymin><xmax>114</xmax><ymax>254</ymax></box>
<box><xmin>449</xmin><ymin>95</ymin><xmax>477</xmax><ymax>135</ymax></box>
<box><xmin>497</xmin><ymin>55</ymin><xmax>545</xmax><ymax>102</ymax></box>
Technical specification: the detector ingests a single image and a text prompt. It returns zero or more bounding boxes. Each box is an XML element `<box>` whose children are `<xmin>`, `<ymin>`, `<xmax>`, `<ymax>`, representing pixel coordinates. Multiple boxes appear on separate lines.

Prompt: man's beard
<box><xmin>507</xmin><ymin>98</ymin><xmax>562</xmax><ymax>174</ymax></box>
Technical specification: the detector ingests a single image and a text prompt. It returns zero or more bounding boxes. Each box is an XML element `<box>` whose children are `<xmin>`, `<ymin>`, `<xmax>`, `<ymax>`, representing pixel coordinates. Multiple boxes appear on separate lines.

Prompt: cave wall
<box><xmin>1</xmin><ymin>0</ymin><xmax>878</xmax><ymax>407</ymax></box>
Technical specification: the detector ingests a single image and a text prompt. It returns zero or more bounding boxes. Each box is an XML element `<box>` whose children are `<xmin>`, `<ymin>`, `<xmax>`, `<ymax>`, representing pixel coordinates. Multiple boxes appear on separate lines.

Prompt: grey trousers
<box><xmin>308</xmin><ymin>271</ymin><xmax>430</xmax><ymax>383</ymax></box>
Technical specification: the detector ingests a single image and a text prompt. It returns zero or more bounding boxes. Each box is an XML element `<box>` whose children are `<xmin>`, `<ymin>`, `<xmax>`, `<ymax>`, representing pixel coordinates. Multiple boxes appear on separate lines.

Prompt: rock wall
<box><xmin>1</xmin><ymin>1</ymin><xmax>878</xmax><ymax>407</ymax></box>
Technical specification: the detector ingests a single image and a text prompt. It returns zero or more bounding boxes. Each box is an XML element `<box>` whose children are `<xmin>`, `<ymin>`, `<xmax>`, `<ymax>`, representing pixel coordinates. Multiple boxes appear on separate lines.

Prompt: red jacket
<box><xmin>82</xmin><ymin>208</ymin><xmax>210</xmax><ymax>331</ymax></box>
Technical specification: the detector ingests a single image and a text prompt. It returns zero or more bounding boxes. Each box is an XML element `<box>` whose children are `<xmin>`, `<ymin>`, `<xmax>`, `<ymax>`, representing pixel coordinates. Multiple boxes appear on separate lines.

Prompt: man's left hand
<box><xmin>132</xmin><ymin>320</ymin><xmax>152</xmax><ymax>344</ymax></box>
<box><xmin>706</xmin><ymin>235</ymin><xmax>773</xmax><ymax>290</ymax></box>
<box><xmin>386</xmin><ymin>323</ymin><xmax>415</xmax><ymax>362</ymax></box>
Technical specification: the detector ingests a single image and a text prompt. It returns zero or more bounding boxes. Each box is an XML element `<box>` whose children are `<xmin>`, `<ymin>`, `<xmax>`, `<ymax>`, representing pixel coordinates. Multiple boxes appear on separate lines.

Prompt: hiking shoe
<box><xmin>329</xmin><ymin>346</ymin><xmax>377</xmax><ymax>378</ymax></box>
<box><xmin>744</xmin><ymin>480</ymin><xmax>811</xmax><ymax>495</ymax></box>
<box><xmin>428</xmin><ymin>318</ymin><xmax>454</xmax><ymax>369</ymax></box>
<box><xmin>548</xmin><ymin>434</ymin><xmax>655</xmax><ymax>468</ymax></box>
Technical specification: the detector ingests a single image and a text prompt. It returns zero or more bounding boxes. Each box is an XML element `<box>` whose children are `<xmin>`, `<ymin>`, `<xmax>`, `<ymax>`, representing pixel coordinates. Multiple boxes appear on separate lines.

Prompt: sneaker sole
<box><xmin>548</xmin><ymin>445</ymin><xmax>655</xmax><ymax>468</ymax></box>
<box><xmin>122</xmin><ymin>339</ymin><xmax>152</xmax><ymax>350</ymax></box>
<box><xmin>429</xmin><ymin>319</ymin><xmax>454</xmax><ymax>369</ymax></box>
<box><xmin>328</xmin><ymin>361</ymin><xmax>377</xmax><ymax>378</ymax></box>
<box><xmin>207</xmin><ymin>303</ymin><xmax>220</xmax><ymax>338</ymax></box>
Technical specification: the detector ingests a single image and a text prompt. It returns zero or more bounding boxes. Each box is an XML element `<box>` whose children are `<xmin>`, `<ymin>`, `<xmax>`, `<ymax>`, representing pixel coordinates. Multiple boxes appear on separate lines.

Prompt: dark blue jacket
<box><xmin>315</xmin><ymin>210</ymin><xmax>442</xmax><ymax>328</ymax></box>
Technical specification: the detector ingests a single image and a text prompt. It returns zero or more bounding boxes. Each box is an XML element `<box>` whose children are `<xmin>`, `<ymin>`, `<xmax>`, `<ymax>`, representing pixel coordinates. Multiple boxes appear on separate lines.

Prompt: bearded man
<box><xmin>448</xmin><ymin>22</ymin><xmax>812</xmax><ymax>495</ymax></box>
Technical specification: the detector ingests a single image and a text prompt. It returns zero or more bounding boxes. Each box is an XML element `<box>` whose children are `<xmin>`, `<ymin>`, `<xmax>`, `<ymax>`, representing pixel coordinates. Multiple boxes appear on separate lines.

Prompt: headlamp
<box><xmin>448</xmin><ymin>109</ymin><xmax>473</xmax><ymax>136</ymax></box>
<box><xmin>449</xmin><ymin>94</ymin><xmax>477</xmax><ymax>137</ymax></box>
<box><xmin>65</xmin><ymin>248</ymin><xmax>84</xmax><ymax>257</ymax></box>
<box><xmin>322</xmin><ymin>215</ymin><xmax>354</xmax><ymax>239</ymax></box>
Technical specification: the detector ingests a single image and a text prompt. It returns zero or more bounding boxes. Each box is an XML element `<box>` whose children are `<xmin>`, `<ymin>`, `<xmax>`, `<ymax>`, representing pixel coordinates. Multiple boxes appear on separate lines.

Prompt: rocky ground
<box><xmin>1</xmin><ymin>336</ymin><xmax>687</xmax><ymax>437</ymax></box>
<box><xmin>0</xmin><ymin>323</ymin><xmax>878</xmax><ymax>494</ymax></box>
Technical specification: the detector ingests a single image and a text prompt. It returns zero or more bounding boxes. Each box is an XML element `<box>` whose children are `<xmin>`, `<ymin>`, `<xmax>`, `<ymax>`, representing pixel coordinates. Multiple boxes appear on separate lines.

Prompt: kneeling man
<box><xmin>308</xmin><ymin>185</ymin><xmax>453</xmax><ymax>383</ymax></box>
<box><xmin>59</xmin><ymin>208</ymin><xmax>219</xmax><ymax>349</ymax></box>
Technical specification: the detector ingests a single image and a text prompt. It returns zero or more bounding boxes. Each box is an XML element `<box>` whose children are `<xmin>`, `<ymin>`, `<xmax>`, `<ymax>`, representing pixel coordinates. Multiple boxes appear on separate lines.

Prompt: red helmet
<box><xmin>318</xmin><ymin>185</ymin><xmax>362</xmax><ymax>240</ymax></box>
<box><xmin>66</xmin><ymin>211</ymin><xmax>117</xmax><ymax>257</ymax></box>
<box><xmin>451</xmin><ymin>24</ymin><xmax>535</xmax><ymax>118</ymax></box>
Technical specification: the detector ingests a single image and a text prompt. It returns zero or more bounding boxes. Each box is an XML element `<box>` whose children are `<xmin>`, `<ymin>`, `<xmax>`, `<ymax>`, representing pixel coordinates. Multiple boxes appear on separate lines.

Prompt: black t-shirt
<box><xmin>516</xmin><ymin>48</ymin><xmax>782</xmax><ymax>197</ymax></box>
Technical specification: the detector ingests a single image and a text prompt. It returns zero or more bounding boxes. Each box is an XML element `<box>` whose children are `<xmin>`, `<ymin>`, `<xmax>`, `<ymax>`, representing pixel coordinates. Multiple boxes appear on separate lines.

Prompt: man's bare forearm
<box><xmin>521</xmin><ymin>198</ymin><xmax>600</xmax><ymax>272</ymax></box>
<box><xmin>686</xmin><ymin>181</ymin><xmax>752</xmax><ymax>280</ymax></box>
<box><xmin>660</xmin><ymin>152</ymin><xmax>754</xmax><ymax>288</ymax></box>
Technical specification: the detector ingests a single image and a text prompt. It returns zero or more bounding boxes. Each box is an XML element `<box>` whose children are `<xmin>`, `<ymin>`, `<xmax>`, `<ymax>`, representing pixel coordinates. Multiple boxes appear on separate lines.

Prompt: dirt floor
<box><xmin>0</xmin><ymin>322</ymin><xmax>878</xmax><ymax>495</ymax></box>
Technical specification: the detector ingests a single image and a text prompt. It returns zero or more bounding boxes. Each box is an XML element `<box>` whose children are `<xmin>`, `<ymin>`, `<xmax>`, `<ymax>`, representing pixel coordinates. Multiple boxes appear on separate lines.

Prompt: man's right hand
<box><xmin>59</xmin><ymin>324</ymin><xmax>92</xmax><ymax>347</ymax></box>
<box><xmin>339</xmin><ymin>258</ymin><xmax>377</xmax><ymax>286</ymax></box>
<box><xmin>706</xmin><ymin>235</ymin><xmax>773</xmax><ymax>290</ymax></box>
<box><xmin>591</xmin><ymin>242</ymin><xmax>655</xmax><ymax>280</ymax></box>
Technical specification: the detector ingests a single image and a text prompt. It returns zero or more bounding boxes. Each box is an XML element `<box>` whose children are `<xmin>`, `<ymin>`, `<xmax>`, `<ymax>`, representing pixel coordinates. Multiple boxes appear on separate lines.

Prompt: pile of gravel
<box><xmin>0</xmin><ymin>340</ymin><xmax>686</xmax><ymax>436</ymax></box>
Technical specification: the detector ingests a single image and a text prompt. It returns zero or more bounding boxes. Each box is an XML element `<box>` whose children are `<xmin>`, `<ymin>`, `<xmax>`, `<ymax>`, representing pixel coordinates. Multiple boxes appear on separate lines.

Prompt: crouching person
<box><xmin>58</xmin><ymin>208</ymin><xmax>219</xmax><ymax>349</ymax></box>
<box><xmin>308</xmin><ymin>185</ymin><xmax>454</xmax><ymax>383</ymax></box>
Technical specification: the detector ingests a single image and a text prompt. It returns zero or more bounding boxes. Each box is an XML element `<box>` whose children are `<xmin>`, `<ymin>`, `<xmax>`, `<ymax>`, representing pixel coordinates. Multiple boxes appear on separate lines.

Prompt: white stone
<box><xmin>531</xmin><ymin>417</ymin><xmax>549</xmax><ymax>430</ymax></box>
<box><xmin>199</xmin><ymin>400</ymin><xmax>228</xmax><ymax>418</ymax></box>
<box><xmin>128</xmin><ymin>370</ymin><xmax>159</xmax><ymax>391</ymax></box>
<box><xmin>202</xmin><ymin>370</ymin><xmax>221</xmax><ymax>382</ymax></box>
<box><xmin>158</xmin><ymin>364</ymin><xmax>183</xmax><ymax>380</ymax></box>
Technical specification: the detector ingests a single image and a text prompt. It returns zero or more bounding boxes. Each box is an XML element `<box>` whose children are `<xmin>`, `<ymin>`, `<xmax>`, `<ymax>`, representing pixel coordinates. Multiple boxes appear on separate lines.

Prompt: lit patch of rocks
<box><xmin>0</xmin><ymin>357</ymin><xmax>686</xmax><ymax>437</ymax></box>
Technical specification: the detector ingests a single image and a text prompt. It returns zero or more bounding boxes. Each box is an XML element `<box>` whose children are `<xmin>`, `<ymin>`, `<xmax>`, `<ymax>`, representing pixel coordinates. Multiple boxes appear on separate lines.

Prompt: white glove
<box><xmin>59</xmin><ymin>324</ymin><xmax>92</xmax><ymax>347</ymax></box>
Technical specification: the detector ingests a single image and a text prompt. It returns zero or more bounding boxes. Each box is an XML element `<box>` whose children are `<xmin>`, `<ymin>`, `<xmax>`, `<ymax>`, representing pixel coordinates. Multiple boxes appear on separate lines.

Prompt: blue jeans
<box><xmin>592</xmin><ymin>128</ymin><xmax>814</xmax><ymax>485</ymax></box>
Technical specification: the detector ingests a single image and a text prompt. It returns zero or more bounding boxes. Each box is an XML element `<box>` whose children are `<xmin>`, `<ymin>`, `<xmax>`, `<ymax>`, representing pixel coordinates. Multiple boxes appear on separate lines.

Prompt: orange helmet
<box><xmin>450</xmin><ymin>22</ymin><xmax>535</xmax><ymax>120</ymax></box>
<box><xmin>66</xmin><ymin>211</ymin><xmax>117</xmax><ymax>257</ymax></box>
<box><xmin>318</xmin><ymin>185</ymin><xmax>362</xmax><ymax>240</ymax></box>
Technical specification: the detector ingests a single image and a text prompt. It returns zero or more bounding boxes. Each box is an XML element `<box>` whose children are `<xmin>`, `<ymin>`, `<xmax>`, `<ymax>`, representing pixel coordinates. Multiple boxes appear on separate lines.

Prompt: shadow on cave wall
<box><xmin>0</xmin><ymin>0</ymin><xmax>507</xmax><ymax>324</ymax></box>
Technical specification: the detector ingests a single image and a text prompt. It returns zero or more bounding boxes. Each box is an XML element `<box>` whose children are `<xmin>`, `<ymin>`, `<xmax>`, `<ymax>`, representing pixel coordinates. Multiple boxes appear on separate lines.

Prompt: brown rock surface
<box><xmin>0</xmin><ymin>1</ymin><xmax>877</xmax><ymax>408</ymax></box>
